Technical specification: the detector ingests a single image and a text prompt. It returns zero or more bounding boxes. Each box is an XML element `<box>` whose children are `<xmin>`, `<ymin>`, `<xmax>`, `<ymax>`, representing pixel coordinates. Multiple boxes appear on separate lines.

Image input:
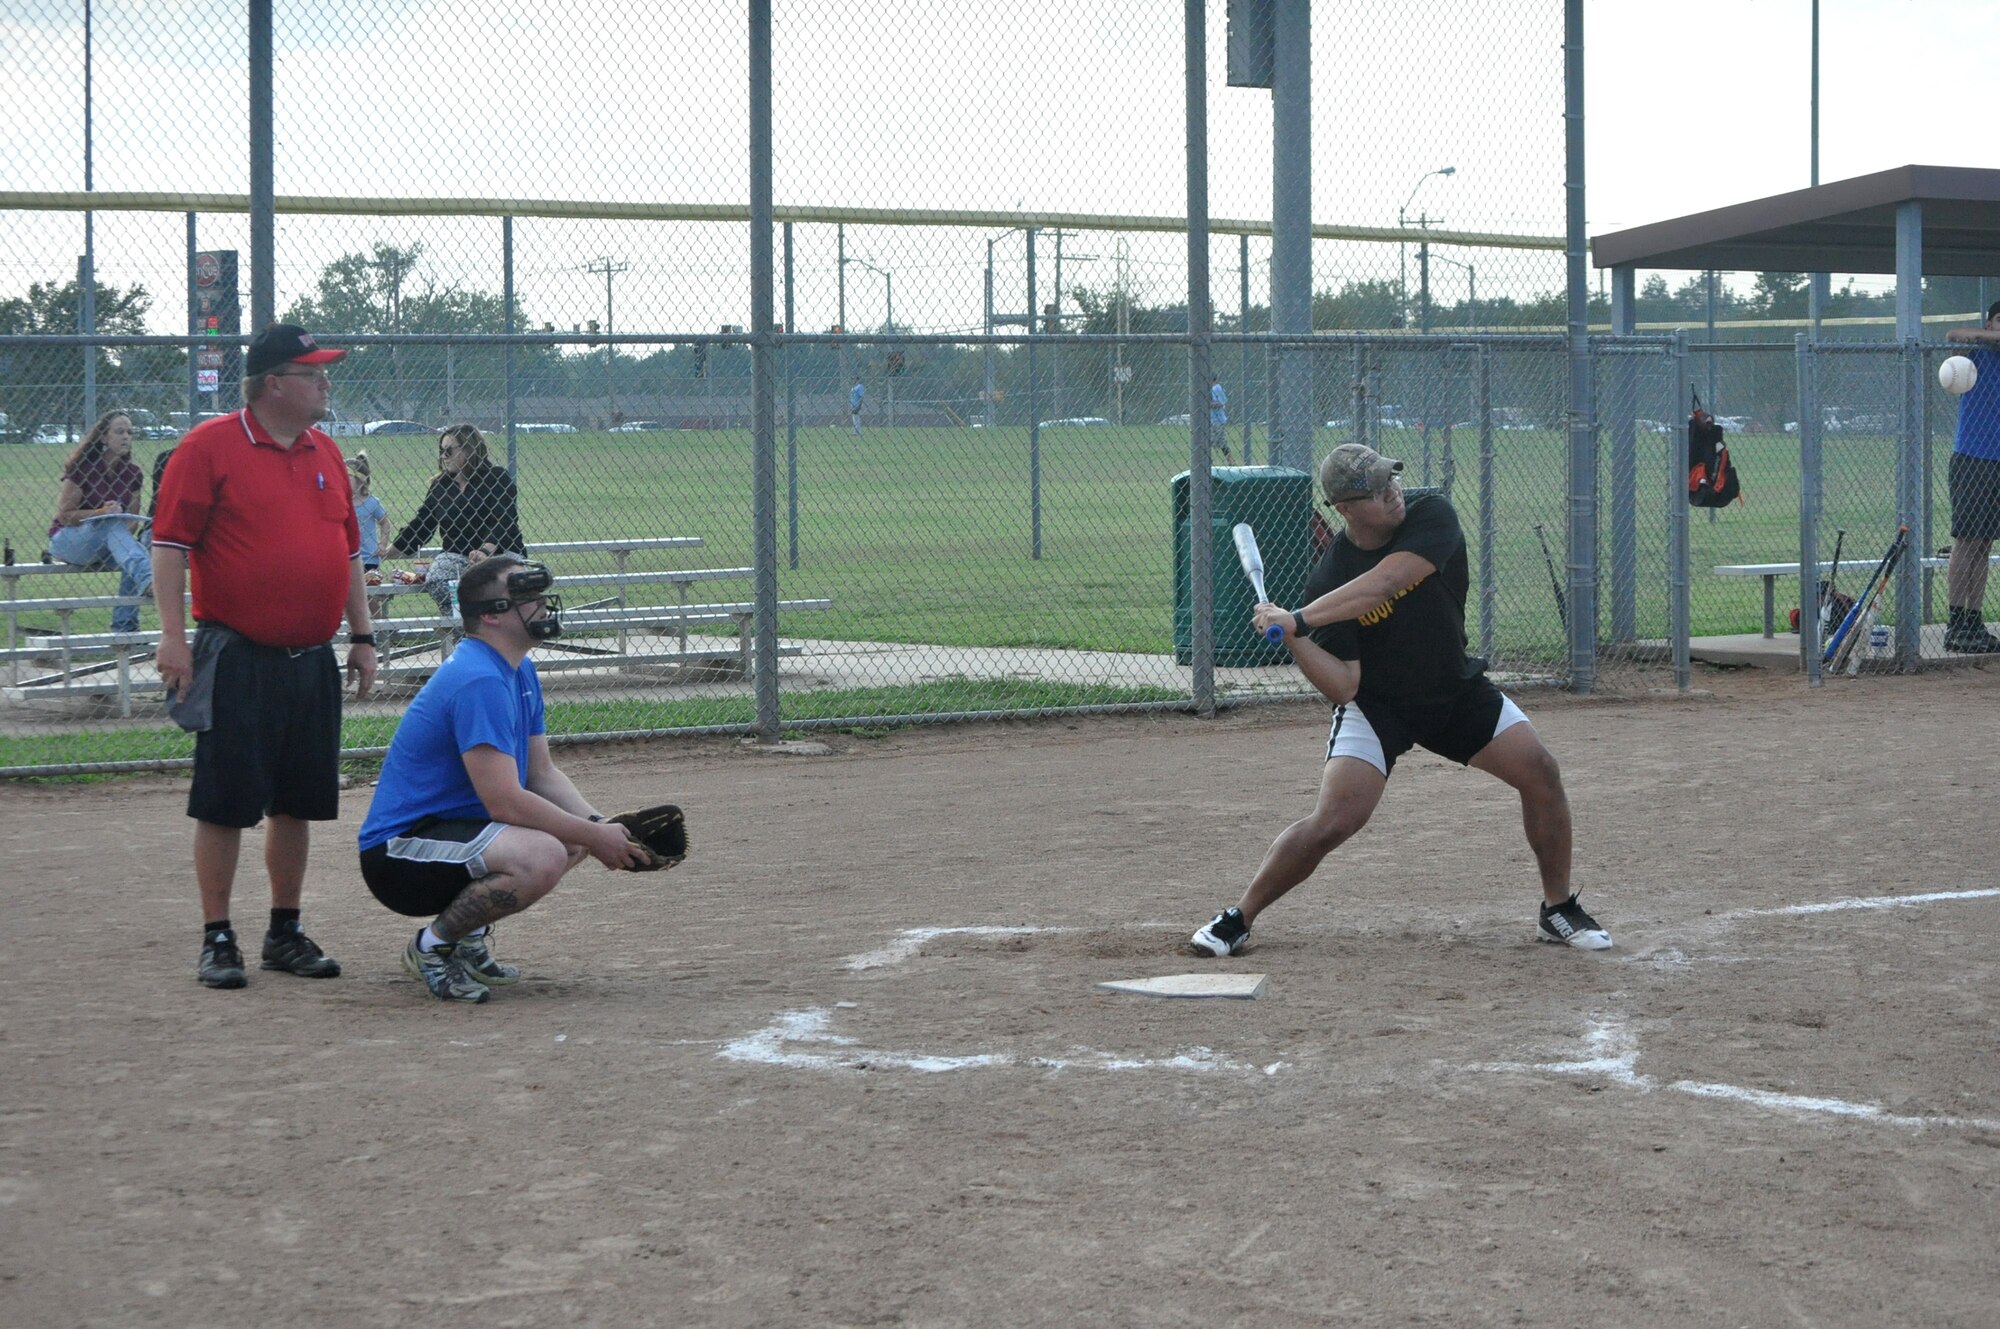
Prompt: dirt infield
<box><xmin>5</xmin><ymin>664</ymin><xmax>1999</xmax><ymax>1328</ymax></box>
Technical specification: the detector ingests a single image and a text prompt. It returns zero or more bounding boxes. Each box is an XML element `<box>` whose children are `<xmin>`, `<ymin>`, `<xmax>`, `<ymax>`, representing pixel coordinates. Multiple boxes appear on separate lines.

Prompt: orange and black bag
<box><xmin>1688</xmin><ymin>392</ymin><xmax>1741</xmax><ymax>508</ymax></box>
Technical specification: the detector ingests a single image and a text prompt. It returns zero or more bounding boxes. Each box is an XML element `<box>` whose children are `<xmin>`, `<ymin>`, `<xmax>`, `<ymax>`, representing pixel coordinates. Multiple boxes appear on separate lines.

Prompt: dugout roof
<box><xmin>1590</xmin><ymin>164</ymin><xmax>2000</xmax><ymax>276</ymax></box>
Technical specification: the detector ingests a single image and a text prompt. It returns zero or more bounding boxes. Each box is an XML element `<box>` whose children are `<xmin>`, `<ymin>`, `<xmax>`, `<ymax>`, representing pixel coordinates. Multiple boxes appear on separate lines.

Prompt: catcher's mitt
<box><xmin>607</xmin><ymin>804</ymin><xmax>687</xmax><ymax>871</ymax></box>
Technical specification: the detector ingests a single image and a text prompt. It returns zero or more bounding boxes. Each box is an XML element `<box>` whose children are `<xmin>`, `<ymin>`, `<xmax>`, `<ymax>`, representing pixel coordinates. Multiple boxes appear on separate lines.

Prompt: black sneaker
<box><xmin>1537</xmin><ymin>894</ymin><xmax>1613</xmax><ymax>950</ymax></box>
<box><xmin>1945</xmin><ymin>622</ymin><xmax>2000</xmax><ymax>654</ymax></box>
<box><xmin>261</xmin><ymin>921</ymin><xmax>342</xmax><ymax>978</ymax></box>
<box><xmin>1190</xmin><ymin>906</ymin><xmax>1250</xmax><ymax>957</ymax></box>
<box><xmin>198</xmin><ymin>928</ymin><xmax>247</xmax><ymax>989</ymax></box>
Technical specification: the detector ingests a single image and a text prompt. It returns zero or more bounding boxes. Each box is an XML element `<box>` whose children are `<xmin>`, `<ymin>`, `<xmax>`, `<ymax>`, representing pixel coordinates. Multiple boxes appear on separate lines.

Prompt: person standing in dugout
<box><xmin>1190</xmin><ymin>443</ymin><xmax>1612</xmax><ymax>958</ymax></box>
<box><xmin>151</xmin><ymin>323</ymin><xmax>378</xmax><ymax>989</ymax></box>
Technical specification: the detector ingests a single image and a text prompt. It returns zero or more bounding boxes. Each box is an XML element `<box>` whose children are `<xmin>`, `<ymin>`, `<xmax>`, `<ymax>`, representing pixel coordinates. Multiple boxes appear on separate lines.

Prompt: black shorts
<box><xmin>187</xmin><ymin>638</ymin><xmax>341</xmax><ymax>828</ymax></box>
<box><xmin>360</xmin><ymin>817</ymin><xmax>502</xmax><ymax>917</ymax></box>
<box><xmin>1327</xmin><ymin>675</ymin><xmax>1522</xmax><ymax>776</ymax></box>
<box><xmin>1950</xmin><ymin>452</ymin><xmax>2000</xmax><ymax>541</ymax></box>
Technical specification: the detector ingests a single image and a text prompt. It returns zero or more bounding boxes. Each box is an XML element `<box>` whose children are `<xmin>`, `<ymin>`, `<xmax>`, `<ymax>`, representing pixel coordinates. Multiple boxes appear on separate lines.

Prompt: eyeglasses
<box><xmin>270</xmin><ymin>368</ymin><xmax>330</xmax><ymax>383</ymax></box>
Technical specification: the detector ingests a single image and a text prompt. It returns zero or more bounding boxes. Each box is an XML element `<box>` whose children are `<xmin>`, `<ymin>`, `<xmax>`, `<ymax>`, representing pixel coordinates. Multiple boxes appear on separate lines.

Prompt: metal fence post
<box><xmin>1185</xmin><ymin>0</ymin><xmax>1213</xmax><ymax>713</ymax></box>
<box><xmin>1477</xmin><ymin>344</ymin><xmax>1496</xmax><ymax>662</ymax></box>
<box><xmin>1672</xmin><ymin>331</ymin><xmax>1691</xmax><ymax>689</ymax></box>
<box><xmin>749</xmin><ymin>0</ymin><xmax>779</xmax><ymax>738</ymax></box>
<box><xmin>1797</xmin><ymin>333</ymin><xmax>1822</xmax><ymax>684</ymax></box>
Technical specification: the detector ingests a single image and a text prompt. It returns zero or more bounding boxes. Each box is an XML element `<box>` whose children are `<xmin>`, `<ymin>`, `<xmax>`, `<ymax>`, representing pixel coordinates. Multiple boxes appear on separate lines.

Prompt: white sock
<box><xmin>419</xmin><ymin>925</ymin><xmax>449</xmax><ymax>952</ymax></box>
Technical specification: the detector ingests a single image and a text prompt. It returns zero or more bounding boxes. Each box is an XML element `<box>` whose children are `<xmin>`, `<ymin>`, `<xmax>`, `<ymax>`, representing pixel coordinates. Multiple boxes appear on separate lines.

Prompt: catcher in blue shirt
<box><xmin>1190</xmin><ymin>444</ymin><xmax>1612</xmax><ymax>959</ymax></box>
<box><xmin>357</xmin><ymin>557</ymin><xmax>668</xmax><ymax>1002</ymax></box>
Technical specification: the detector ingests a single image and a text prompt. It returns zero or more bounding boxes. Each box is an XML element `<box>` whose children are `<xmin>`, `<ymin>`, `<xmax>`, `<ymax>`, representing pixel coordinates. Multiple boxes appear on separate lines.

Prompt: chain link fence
<box><xmin>0</xmin><ymin>2</ymin><xmax>1966</xmax><ymax>773</ymax></box>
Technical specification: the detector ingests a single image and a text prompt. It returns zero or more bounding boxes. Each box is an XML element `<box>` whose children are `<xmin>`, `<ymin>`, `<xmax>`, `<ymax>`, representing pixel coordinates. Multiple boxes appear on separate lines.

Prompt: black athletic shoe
<box><xmin>1190</xmin><ymin>906</ymin><xmax>1250</xmax><ymax>957</ymax></box>
<box><xmin>198</xmin><ymin>928</ymin><xmax>248</xmax><ymax>989</ymax></box>
<box><xmin>1537</xmin><ymin>894</ymin><xmax>1613</xmax><ymax>950</ymax></box>
<box><xmin>1945</xmin><ymin>622</ymin><xmax>2000</xmax><ymax>654</ymax></box>
<box><xmin>260</xmin><ymin>921</ymin><xmax>342</xmax><ymax>978</ymax></box>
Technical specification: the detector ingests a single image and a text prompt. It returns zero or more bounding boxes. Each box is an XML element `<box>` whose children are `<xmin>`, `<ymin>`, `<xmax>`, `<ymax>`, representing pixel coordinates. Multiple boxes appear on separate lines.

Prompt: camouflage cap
<box><xmin>1319</xmin><ymin>443</ymin><xmax>1405</xmax><ymax>504</ymax></box>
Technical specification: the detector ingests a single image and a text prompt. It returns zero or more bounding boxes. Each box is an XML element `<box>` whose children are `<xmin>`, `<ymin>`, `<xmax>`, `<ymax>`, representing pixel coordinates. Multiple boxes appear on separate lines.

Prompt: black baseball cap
<box><xmin>1986</xmin><ymin>299</ymin><xmax>2000</xmax><ymax>322</ymax></box>
<box><xmin>245</xmin><ymin>323</ymin><xmax>346</xmax><ymax>377</ymax></box>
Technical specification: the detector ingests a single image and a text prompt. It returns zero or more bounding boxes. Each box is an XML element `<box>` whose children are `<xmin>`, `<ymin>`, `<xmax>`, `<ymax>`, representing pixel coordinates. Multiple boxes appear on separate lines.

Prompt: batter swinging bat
<box><xmin>1231</xmin><ymin>522</ymin><xmax>1286</xmax><ymax>642</ymax></box>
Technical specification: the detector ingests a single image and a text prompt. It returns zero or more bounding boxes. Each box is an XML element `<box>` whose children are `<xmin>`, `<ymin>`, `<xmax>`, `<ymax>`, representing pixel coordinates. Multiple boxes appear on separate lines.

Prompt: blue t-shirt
<box><xmin>1954</xmin><ymin>346</ymin><xmax>2000</xmax><ymax>461</ymax></box>
<box><xmin>850</xmin><ymin>383</ymin><xmax>865</xmax><ymax>412</ymax></box>
<box><xmin>1210</xmin><ymin>382</ymin><xmax>1227</xmax><ymax>426</ymax></box>
<box><xmin>354</xmin><ymin>494</ymin><xmax>386</xmax><ymax>563</ymax></box>
<box><xmin>358</xmin><ymin>637</ymin><xmax>546</xmax><ymax>850</ymax></box>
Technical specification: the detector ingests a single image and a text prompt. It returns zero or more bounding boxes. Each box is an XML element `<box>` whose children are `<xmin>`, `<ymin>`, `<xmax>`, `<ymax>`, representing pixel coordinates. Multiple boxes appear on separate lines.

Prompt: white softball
<box><xmin>1939</xmin><ymin>355</ymin><xmax>1978</xmax><ymax>395</ymax></box>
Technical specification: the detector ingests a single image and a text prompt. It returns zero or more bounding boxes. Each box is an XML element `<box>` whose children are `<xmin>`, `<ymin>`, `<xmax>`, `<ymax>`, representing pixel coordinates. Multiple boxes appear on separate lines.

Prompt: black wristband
<box><xmin>349</xmin><ymin>633</ymin><xmax>376</xmax><ymax>646</ymax></box>
<box><xmin>1292</xmin><ymin>612</ymin><xmax>1309</xmax><ymax>638</ymax></box>
<box><xmin>588</xmin><ymin>814</ymin><xmax>605</xmax><ymax>823</ymax></box>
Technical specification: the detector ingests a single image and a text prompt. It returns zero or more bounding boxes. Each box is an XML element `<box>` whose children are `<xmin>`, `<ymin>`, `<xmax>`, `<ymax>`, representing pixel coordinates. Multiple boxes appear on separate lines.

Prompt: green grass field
<box><xmin>1</xmin><ymin>422</ymin><xmax>1945</xmax><ymax>657</ymax></box>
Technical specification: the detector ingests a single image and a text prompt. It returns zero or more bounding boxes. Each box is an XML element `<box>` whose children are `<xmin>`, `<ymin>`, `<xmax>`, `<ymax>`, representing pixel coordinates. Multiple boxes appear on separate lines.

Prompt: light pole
<box><xmin>984</xmin><ymin>227</ymin><xmax>1028</xmax><ymax>428</ymax></box>
<box><xmin>583</xmin><ymin>256</ymin><xmax>627</xmax><ymax>425</ymax></box>
<box><xmin>848</xmin><ymin>258</ymin><xmax>893</xmax><ymax>424</ymax></box>
<box><xmin>1433</xmin><ymin>254</ymin><xmax>1475</xmax><ymax>328</ymax></box>
<box><xmin>1398</xmin><ymin>165</ymin><xmax>1455</xmax><ymax>326</ymax></box>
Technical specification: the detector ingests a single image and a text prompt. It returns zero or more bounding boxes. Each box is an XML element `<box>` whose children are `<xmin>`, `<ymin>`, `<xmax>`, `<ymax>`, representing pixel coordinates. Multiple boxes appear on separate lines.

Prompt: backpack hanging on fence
<box><xmin>1687</xmin><ymin>392</ymin><xmax>1742</xmax><ymax>508</ymax></box>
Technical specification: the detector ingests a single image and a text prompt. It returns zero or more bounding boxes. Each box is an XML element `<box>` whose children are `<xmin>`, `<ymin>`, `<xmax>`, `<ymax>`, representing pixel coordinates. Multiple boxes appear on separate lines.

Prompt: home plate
<box><xmin>1095</xmin><ymin>972</ymin><xmax>1268</xmax><ymax>999</ymax></box>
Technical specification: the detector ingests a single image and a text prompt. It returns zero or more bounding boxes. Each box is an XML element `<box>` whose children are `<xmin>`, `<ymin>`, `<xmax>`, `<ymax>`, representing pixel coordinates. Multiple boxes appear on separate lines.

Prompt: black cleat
<box><xmin>198</xmin><ymin>928</ymin><xmax>248</xmax><ymax>989</ymax></box>
<box><xmin>261</xmin><ymin>921</ymin><xmax>342</xmax><ymax>978</ymax></box>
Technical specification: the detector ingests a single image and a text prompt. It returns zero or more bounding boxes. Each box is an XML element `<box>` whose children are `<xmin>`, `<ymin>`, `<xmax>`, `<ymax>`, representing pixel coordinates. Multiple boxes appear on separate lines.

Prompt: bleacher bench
<box><xmin>1713</xmin><ymin>553</ymin><xmax>1992</xmax><ymax>637</ymax></box>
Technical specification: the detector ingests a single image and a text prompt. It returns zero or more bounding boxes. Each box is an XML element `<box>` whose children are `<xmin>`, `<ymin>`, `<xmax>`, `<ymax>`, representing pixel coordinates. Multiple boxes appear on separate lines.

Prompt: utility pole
<box><xmin>584</xmin><ymin>256</ymin><xmax>628</xmax><ymax>425</ymax></box>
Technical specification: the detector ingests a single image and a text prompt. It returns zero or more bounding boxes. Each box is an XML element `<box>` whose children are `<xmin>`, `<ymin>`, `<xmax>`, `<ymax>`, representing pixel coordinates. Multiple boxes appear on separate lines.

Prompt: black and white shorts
<box><xmin>359</xmin><ymin>817</ymin><xmax>504</xmax><ymax>917</ymax></box>
<box><xmin>1325</xmin><ymin>678</ymin><xmax>1528</xmax><ymax>777</ymax></box>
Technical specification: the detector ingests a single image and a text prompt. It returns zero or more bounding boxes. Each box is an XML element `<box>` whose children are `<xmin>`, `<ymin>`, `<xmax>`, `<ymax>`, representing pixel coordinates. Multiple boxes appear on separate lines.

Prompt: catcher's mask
<box><xmin>462</xmin><ymin>561</ymin><xmax>564</xmax><ymax>640</ymax></box>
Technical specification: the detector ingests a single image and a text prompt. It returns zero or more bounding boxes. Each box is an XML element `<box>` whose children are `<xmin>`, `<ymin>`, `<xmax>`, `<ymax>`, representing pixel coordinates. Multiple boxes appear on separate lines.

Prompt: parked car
<box><xmin>364</xmin><ymin>419</ymin><xmax>430</xmax><ymax>436</ymax></box>
<box><xmin>610</xmin><ymin>420</ymin><xmax>664</xmax><ymax>432</ymax></box>
<box><xmin>516</xmin><ymin>422</ymin><xmax>579</xmax><ymax>434</ymax></box>
<box><xmin>1037</xmin><ymin>417</ymin><xmax>1110</xmax><ymax>428</ymax></box>
<box><xmin>1159</xmin><ymin>413</ymin><xmax>1191</xmax><ymax>427</ymax></box>
<box><xmin>33</xmin><ymin>424</ymin><xmax>71</xmax><ymax>445</ymax></box>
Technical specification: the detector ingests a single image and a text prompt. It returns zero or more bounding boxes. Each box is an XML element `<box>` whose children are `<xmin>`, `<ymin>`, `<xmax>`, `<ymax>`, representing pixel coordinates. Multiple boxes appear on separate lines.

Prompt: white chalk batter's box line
<box><xmin>726</xmin><ymin>925</ymin><xmax>1284</xmax><ymax>1076</ymax></box>
<box><xmin>1474</xmin><ymin>1018</ymin><xmax>2000</xmax><ymax>1133</ymax></box>
<box><xmin>721</xmin><ymin>888</ymin><xmax>1998</xmax><ymax>1085</ymax></box>
<box><xmin>1480</xmin><ymin>886</ymin><xmax>2000</xmax><ymax>1133</ymax></box>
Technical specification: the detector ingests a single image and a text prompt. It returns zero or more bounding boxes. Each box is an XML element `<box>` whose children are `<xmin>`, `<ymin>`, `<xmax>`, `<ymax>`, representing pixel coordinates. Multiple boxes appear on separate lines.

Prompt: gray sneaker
<box><xmin>455</xmin><ymin>928</ymin><xmax>520</xmax><ymax>986</ymax></box>
<box><xmin>197</xmin><ymin>928</ymin><xmax>248</xmax><ymax>989</ymax></box>
<box><xmin>402</xmin><ymin>933</ymin><xmax>490</xmax><ymax>1003</ymax></box>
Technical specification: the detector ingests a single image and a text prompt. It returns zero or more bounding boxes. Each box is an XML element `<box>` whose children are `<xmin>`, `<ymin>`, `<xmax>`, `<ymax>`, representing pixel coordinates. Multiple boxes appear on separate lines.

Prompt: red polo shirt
<box><xmin>153</xmin><ymin>408</ymin><xmax>360</xmax><ymax>647</ymax></box>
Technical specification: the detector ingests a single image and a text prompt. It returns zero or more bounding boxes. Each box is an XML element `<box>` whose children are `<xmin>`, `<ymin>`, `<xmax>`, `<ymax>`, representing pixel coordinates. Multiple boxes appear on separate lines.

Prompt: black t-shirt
<box><xmin>1301</xmin><ymin>490</ymin><xmax>1486</xmax><ymax>711</ymax></box>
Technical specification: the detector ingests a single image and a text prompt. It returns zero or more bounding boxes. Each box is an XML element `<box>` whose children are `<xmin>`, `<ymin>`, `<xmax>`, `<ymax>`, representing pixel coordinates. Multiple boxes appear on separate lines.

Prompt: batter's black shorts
<box><xmin>187</xmin><ymin>638</ymin><xmax>341</xmax><ymax>828</ymax></box>
<box><xmin>1326</xmin><ymin>675</ymin><xmax>1526</xmax><ymax>777</ymax></box>
<box><xmin>1949</xmin><ymin>451</ymin><xmax>2000</xmax><ymax>541</ymax></box>
<box><xmin>360</xmin><ymin>817</ymin><xmax>503</xmax><ymax>917</ymax></box>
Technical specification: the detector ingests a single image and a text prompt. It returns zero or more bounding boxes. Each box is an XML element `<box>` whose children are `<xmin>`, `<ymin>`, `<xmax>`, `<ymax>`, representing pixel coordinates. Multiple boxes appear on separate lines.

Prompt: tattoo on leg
<box><xmin>435</xmin><ymin>878</ymin><xmax>526</xmax><ymax>942</ymax></box>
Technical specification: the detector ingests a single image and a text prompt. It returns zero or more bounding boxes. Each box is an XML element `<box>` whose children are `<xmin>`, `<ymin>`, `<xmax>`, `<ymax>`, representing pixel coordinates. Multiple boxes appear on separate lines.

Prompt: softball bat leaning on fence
<box><xmin>1230</xmin><ymin>523</ymin><xmax>1287</xmax><ymax>642</ymax></box>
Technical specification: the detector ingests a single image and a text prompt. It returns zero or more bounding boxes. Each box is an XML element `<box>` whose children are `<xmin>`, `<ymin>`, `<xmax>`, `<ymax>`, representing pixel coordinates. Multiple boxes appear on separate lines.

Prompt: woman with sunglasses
<box><xmin>381</xmin><ymin>424</ymin><xmax>526</xmax><ymax>612</ymax></box>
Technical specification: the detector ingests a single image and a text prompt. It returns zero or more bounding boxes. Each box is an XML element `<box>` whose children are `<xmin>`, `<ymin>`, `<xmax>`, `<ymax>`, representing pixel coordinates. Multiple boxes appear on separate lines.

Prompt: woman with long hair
<box><xmin>47</xmin><ymin>410</ymin><xmax>153</xmax><ymax>633</ymax></box>
<box><xmin>381</xmin><ymin>424</ymin><xmax>525</xmax><ymax>611</ymax></box>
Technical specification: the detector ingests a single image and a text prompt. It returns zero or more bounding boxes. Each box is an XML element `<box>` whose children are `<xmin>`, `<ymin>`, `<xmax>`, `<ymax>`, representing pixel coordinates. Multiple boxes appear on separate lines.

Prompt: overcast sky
<box><xmin>2</xmin><ymin>0</ymin><xmax>1989</xmax><ymax>333</ymax></box>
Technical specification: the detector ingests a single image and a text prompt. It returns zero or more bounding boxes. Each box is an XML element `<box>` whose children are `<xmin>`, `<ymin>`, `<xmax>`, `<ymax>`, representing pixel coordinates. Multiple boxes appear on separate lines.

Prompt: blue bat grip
<box><xmin>1264</xmin><ymin>623</ymin><xmax>1285</xmax><ymax>642</ymax></box>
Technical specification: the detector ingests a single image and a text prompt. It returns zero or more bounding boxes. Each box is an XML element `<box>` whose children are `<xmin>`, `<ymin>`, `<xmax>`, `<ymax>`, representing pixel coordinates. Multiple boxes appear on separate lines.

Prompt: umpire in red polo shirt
<box><xmin>152</xmin><ymin>324</ymin><xmax>379</xmax><ymax>990</ymax></box>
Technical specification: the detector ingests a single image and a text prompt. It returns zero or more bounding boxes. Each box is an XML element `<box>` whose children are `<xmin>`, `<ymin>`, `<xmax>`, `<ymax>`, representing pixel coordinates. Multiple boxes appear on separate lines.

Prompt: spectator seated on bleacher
<box><xmin>47</xmin><ymin>410</ymin><xmax>154</xmax><ymax>634</ymax></box>
<box><xmin>379</xmin><ymin>424</ymin><xmax>526</xmax><ymax>612</ymax></box>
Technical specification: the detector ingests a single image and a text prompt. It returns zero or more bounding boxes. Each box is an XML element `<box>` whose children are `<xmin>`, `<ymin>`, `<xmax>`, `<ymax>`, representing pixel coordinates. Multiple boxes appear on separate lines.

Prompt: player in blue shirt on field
<box><xmin>850</xmin><ymin>379</ymin><xmax>865</xmax><ymax>436</ymax></box>
<box><xmin>357</xmin><ymin>557</ymin><xmax>650</xmax><ymax>1001</ymax></box>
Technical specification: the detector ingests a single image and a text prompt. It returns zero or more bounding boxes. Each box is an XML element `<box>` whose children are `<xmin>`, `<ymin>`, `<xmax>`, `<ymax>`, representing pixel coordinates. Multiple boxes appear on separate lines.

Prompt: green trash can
<box><xmin>1173</xmin><ymin>466</ymin><xmax>1314</xmax><ymax>666</ymax></box>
